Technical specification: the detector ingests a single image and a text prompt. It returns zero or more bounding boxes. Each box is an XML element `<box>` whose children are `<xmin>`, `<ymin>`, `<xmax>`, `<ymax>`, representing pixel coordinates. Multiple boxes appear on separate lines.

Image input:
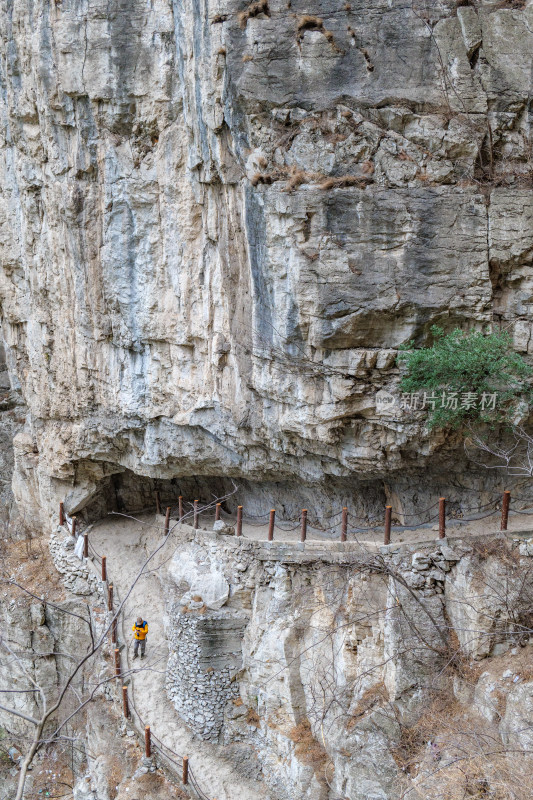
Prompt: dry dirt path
<box><xmin>90</xmin><ymin>514</ymin><xmax>267</xmax><ymax>800</ymax></box>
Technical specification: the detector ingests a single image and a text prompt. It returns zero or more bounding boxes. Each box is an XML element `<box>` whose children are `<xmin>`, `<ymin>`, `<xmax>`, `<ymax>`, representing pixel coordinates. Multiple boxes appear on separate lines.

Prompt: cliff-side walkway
<box><xmin>91</xmin><ymin>513</ymin><xmax>268</xmax><ymax>800</ymax></box>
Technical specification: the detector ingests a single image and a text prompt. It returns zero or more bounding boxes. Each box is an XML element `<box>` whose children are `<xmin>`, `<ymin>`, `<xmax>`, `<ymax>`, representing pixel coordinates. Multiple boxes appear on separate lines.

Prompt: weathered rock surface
<box><xmin>159</xmin><ymin>526</ymin><xmax>533</xmax><ymax>800</ymax></box>
<box><xmin>0</xmin><ymin>591</ymin><xmax>92</xmax><ymax>738</ymax></box>
<box><xmin>0</xmin><ymin>331</ymin><xmax>24</xmax><ymax>519</ymax></box>
<box><xmin>0</xmin><ymin>1</ymin><xmax>533</xmax><ymax>525</ymax></box>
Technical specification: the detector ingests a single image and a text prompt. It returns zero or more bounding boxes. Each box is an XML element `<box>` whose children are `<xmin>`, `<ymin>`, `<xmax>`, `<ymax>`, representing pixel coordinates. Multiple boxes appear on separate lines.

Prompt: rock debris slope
<box><xmin>1</xmin><ymin>2</ymin><xmax>533</xmax><ymax>517</ymax></box>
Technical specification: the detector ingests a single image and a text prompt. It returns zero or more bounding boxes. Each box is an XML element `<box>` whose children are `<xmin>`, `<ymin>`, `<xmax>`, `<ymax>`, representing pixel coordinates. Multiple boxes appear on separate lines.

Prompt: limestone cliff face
<box><xmin>1</xmin><ymin>0</ymin><xmax>533</xmax><ymax>523</ymax></box>
<box><xmin>160</xmin><ymin>526</ymin><xmax>533</xmax><ymax>800</ymax></box>
<box><xmin>0</xmin><ymin>329</ymin><xmax>23</xmax><ymax>518</ymax></box>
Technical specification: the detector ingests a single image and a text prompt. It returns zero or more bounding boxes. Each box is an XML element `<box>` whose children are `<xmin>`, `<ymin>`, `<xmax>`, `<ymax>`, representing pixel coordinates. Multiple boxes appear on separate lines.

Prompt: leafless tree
<box><xmin>465</xmin><ymin>425</ymin><xmax>533</xmax><ymax>479</ymax></box>
<box><xmin>0</xmin><ymin>491</ymin><xmax>236</xmax><ymax>800</ymax></box>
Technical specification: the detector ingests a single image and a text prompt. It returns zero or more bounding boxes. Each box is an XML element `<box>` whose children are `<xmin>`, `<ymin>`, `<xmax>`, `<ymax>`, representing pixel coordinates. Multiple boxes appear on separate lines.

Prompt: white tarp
<box><xmin>74</xmin><ymin>534</ymin><xmax>85</xmax><ymax>561</ymax></box>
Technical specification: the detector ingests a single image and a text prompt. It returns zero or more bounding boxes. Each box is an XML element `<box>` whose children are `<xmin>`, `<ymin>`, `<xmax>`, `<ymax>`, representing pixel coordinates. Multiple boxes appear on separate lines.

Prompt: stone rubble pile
<box><xmin>518</xmin><ymin>536</ymin><xmax>533</xmax><ymax>557</ymax></box>
<box><xmin>396</xmin><ymin>543</ymin><xmax>462</xmax><ymax>594</ymax></box>
<box><xmin>49</xmin><ymin>526</ymin><xmax>99</xmax><ymax>596</ymax></box>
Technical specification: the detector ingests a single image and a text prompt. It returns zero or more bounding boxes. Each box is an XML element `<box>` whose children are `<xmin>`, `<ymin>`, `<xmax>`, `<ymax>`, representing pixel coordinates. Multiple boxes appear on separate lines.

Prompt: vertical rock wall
<box><xmin>0</xmin><ymin>326</ymin><xmax>23</xmax><ymax>519</ymax></box>
<box><xmin>0</xmin><ymin>1</ymin><xmax>533</xmax><ymax>522</ymax></box>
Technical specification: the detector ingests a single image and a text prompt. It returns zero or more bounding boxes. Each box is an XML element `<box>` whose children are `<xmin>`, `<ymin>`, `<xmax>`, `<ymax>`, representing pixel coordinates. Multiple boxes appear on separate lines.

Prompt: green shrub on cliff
<box><xmin>397</xmin><ymin>326</ymin><xmax>532</xmax><ymax>429</ymax></box>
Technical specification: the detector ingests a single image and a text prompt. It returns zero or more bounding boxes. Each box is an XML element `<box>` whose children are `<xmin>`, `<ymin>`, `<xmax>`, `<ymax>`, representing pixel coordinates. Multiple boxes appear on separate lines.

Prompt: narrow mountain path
<box><xmin>90</xmin><ymin>514</ymin><xmax>267</xmax><ymax>800</ymax></box>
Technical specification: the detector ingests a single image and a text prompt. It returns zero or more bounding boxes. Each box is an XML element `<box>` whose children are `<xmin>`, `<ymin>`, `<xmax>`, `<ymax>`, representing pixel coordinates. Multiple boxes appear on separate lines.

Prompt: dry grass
<box><xmin>325</xmin><ymin>132</ymin><xmax>348</xmax><ymax>143</ymax></box>
<box><xmin>361</xmin><ymin>47</ymin><xmax>374</xmax><ymax>71</ymax></box>
<box><xmin>250</xmin><ymin>166</ymin><xmax>315</xmax><ymax>190</ymax></box>
<box><xmin>319</xmin><ymin>175</ymin><xmax>368</xmax><ymax>190</ymax></box>
<box><xmin>289</xmin><ymin>719</ymin><xmax>329</xmax><ymax>771</ymax></box>
<box><xmin>390</xmin><ymin>687</ymin><xmax>533</xmax><ymax>798</ymax></box>
<box><xmin>217</xmin><ymin>47</ymin><xmax>226</xmax><ymax>55</ymax></box>
<box><xmin>250</xmin><ymin>172</ymin><xmax>274</xmax><ymax>186</ymax></box>
<box><xmin>246</xmin><ymin>707</ymin><xmax>260</xmax><ymax>727</ymax></box>
<box><xmin>392</xmin><ymin>694</ymin><xmax>464</xmax><ymax>774</ymax></box>
<box><xmin>20</xmin><ymin>747</ymin><xmax>74</xmax><ymax>800</ymax></box>
<box><xmin>297</xmin><ymin>15</ymin><xmax>324</xmax><ymax>35</ymax></box>
<box><xmin>242</xmin><ymin>53</ymin><xmax>253</xmax><ymax>62</ymax></box>
<box><xmin>238</xmin><ymin>0</ymin><xmax>270</xmax><ymax>29</ymax></box>
<box><xmin>0</xmin><ymin>527</ymin><xmax>65</xmax><ymax>602</ymax></box>
<box><xmin>250</xmin><ymin>163</ymin><xmax>374</xmax><ymax>192</ymax></box>
<box><xmin>347</xmin><ymin>681</ymin><xmax>387</xmax><ymax>728</ymax></box>
<box><xmin>495</xmin><ymin>0</ymin><xmax>527</xmax><ymax>9</ymax></box>
<box><xmin>296</xmin><ymin>15</ymin><xmax>343</xmax><ymax>52</ymax></box>
<box><xmin>286</xmin><ymin>167</ymin><xmax>315</xmax><ymax>191</ymax></box>
<box><xmin>516</xmin><ymin>661</ymin><xmax>533</xmax><ymax>682</ymax></box>
<box><xmin>183</xmin><ymin>601</ymin><xmax>207</xmax><ymax>614</ymax></box>
<box><xmin>135</xmin><ymin>771</ymin><xmax>189</xmax><ymax>798</ymax></box>
<box><xmin>343</xmin><ymin>644</ymin><xmax>533</xmax><ymax>797</ymax></box>
<box><xmin>470</xmin><ymin>537</ymin><xmax>518</xmax><ymax>565</ymax></box>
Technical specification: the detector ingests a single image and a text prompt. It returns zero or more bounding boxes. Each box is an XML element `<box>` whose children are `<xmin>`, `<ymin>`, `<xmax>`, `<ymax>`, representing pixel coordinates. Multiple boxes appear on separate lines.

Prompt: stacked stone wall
<box><xmin>166</xmin><ymin>603</ymin><xmax>247</xmax><ymax>740</ymax></box>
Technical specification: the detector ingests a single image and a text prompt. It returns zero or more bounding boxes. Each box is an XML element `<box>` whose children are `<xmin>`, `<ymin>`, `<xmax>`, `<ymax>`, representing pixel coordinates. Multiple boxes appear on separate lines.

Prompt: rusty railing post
<box><xmin>237</xmin><ymin>505</ymin><xmax>243</xmax><ymax>537</ymax></box>
<box><xmin>83</xmin><ymin>532</ymin><xmax>89</xmax><ymax>559</ymax></box>
<box><xmin>155</xmin><ymin>490</ymin><xmax>161</xmax><ymax>516</ymax></box>
<box><xmin>300</xmin><ymin>509</ymin><xmax>307</xmax><ymax>542</ymax></box>
<box><xmin>114</xmin><ymin>648</ymin><xmax>120</xmax><ymax>678</ymax></box>
<box><xmin>122</xmin><ymin>685</ymin><xmax>129</xmax><ymax>719</ymax></box>
<box><xmin>101</xmin><ymin>556</ymin><xmax>107</xmax><ymax>583</ymax></box>
<box><xmin>71</xmin><ymin>516</ymin><xmax>77</xmax><ymax>538</ymax></box>
<box><xmin>178</xmin><ymin>496</ymin><xmax>183</xmax><ymax>522</ymax></box>
<box><xmin>164</xmin><ymin>506</ymin><xmax>171</xmax><ymax>536</ymax></box>
<box><xmin>268</xmin><ymin>509</ymin><xmax>275</xmax><ymax>541</ymax></box>
<box><xmin>183</xmin><ymin>756</ymin><xmax>189</xmax><ymax>785</ymax></box>
<box><xmin>108</xmin><ymin>583</ymin><xmax>113</xmax><ymax>612</ymax></box>
<box><xmin>145</xmin><ymin>726</ymin><xmax>151</xmax><ymax>758</ymax></box>
<box><xmin>59</xmin><ymin>502</ymin><xmax>65</xmax><ymax>527</ymax></box>
<box><xmin>193</xmin><ymin>500</ymin><xmax>199</xmax><ymax>530</ymax></box>
<box><xmin>439</xmin><ymin>497</ymin><xmax>446</xmax><ymax>539</ymax></box>
<box><xmin>501</xmin><ymin>490</ymin><xmax>511</xmax><ymax>531</ymax></box>
<box><xmin>112</xmin><ymin>615</ymin><xmax>117</xmax><ymax>644</ymax></box>
<box><xmin>384</xmin><ymin>505</ymin><xmax>392</xmax><ymax>546</ymax></box>
<box><xmin>341</xmin><ymin>507</ymin><xmax>347</xmax><ymax>542</ymax></box>
<box><xmin>215</xmin><ymin>503</ymin><xmax>221</xmax><ymax>521</ymax></box>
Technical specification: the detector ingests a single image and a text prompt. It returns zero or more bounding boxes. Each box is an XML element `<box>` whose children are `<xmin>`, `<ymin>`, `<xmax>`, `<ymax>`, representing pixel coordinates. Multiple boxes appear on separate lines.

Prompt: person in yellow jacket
<box><xmin>132</xmin><ymin>616</ymin><xmax>148</xmax><ymax>659</ymax></box>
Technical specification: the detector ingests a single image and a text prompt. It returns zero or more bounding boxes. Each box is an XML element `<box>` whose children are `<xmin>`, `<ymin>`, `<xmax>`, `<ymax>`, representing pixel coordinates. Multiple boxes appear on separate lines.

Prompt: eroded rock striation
<box><xmin>1</xmin><ymin>1</ymin><xmax>533</xmax><ymax>521</ymax></box>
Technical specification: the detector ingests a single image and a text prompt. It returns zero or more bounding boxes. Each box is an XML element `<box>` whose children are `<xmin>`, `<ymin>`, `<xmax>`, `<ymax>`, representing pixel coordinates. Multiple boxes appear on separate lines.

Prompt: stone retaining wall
<box><xmin>166</xmin><ymin>602</ymin><xmax>247</xmax><ymax>740</ymax></box>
